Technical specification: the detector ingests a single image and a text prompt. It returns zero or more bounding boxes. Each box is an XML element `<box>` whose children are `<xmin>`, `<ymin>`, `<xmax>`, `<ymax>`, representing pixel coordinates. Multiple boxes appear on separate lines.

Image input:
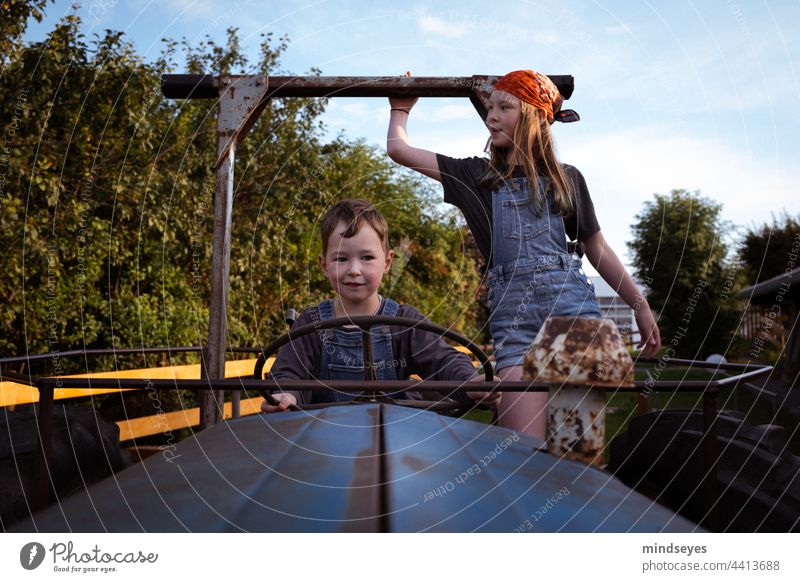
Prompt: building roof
<box><xmin>737</xmin><ymin>266</ymin><xmax>800</xmax><ymax>300</ymax></box>
<box><xmin>590</xmin><ymin>276</ymin><xmax>620</xmax><ymax>298</ymax></box>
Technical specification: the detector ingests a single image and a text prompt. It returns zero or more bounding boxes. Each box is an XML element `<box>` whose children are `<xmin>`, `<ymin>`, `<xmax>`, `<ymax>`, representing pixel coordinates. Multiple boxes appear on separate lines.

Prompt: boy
<box><xmin>262</xmin><ymin>198</ymin><xmax>499</xmax><ymax>411</ymax></box>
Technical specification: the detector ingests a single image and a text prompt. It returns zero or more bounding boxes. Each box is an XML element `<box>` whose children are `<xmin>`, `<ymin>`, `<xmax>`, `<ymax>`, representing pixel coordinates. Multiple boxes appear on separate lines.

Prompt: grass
<box><xmin>606</xmin><ymin>365</ymin><xmax>800</xmax><ymax>456</ymax></box>
<box><xmin>463</xmin><ymin>364</ymin><xmax>800</xmax><ymax>458</ymax></box>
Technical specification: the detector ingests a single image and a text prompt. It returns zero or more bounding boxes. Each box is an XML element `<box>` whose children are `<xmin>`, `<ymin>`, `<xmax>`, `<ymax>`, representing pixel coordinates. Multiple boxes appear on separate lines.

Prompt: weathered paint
<box><xmin>546</xmin><ymin>385</ymin><xmax>606</xmax><ymax>466</ymax></box>
<box><xmin>202</xmin><ymin>76</ymin><xmax>269</xmax><ymax>429</ymax></box>
<box><xmin>12</xmin><ymin>404</ymin><xmax>700</xmax><ymax>532</ymax></box>
<box><xmin>161</xmin><ymin>74</ymin><xmax>575</xmax><ymax>100</ymax></box>
<box><xmin>160</xmin><ymin>74</ymin><xmax>574</xmax><ymax>124</ymax></box>
<box><xmin>524</xmin><ymin>317</ymin><xmax>634</xmax><ymax>388</ymax></box>
<box><xmin>524</xmin><ymin>317</ymin><xmax>633</xmax><ymax>466</ymax></box>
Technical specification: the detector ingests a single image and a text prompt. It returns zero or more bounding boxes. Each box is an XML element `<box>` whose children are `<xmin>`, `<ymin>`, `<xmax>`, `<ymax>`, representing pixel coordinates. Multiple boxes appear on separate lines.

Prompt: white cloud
<box><xmin>410</xmin><ymin>102</ymin><xmax>476</xmax><ymax>122</ymax></box>
<box><xmin>418</xmin><ymin>15</ymin><xmax>470</xmax><ymax>38</ymax></box>
<box><xmin>327</xmin><ymin>100</ymin><xmax>375</xmax><ymax>119</ymax></box>
<box><xmin>322</xmin><ymin>99</ymin><xmax>481</xmax><ymax>142</ymax></box>
<box><xmin>161</xmin><ymin>0</ymin><xmax>215</xmax><ymax>19</ymax></box>
<box><xmin>605</xmin><ymin>24</ymin><xmax>632</xmax><ymax>35</ymax></box>
<box><xmin>531</xmin><ymin>31</ymin><xmax>561</xmax><ymax>45</ymax></box>
<box><xmin>562</xmin><ymin>126</ymin><xmax>799</xmax><ymax>268</ymax></box>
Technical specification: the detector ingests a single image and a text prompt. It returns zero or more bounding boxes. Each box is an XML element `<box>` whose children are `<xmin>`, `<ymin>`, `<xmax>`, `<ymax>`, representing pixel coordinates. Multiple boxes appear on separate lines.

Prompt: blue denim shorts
<box><xmin>488</xmin><ymin>254</ymin><xmax>601</xmax><ymax>371</ymax></box>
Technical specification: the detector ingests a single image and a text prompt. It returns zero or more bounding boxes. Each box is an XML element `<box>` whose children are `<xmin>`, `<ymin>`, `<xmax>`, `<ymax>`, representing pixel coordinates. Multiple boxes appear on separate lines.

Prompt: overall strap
<box><xmin>316</xmin><ymin>300</ymin><xmax>336</xmax><ymax>377</ymax></box>
<box><xmin>373</xmin><ymin>298</ymin><xmax>399</xmax><ymax>382</ymax></box>
<box><xmin>317</xmin><ymin>299</ymin><xmax>335</xmax><ymax>321</ymax></box>
<box><xmin>381</xmin><ymin>298</ymin><xmax>400</xmax><ymax>317</ymax></box>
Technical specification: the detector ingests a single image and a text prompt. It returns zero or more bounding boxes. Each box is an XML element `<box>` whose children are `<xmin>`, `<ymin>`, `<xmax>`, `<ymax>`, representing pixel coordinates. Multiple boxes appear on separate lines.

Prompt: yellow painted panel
<box><xmin>0</xmin><ymin>358</ymin><xmax>274</xmax><ymax>407</ymax></box>
<box><xmin>116</xmin><ymin>396</ymin><xmax>264</xmax><ymax>441</ymax></box>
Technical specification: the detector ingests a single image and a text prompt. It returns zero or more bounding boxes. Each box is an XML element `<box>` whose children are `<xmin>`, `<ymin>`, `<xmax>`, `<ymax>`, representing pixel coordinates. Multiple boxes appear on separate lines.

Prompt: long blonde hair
<box><xmin>484</xmin><ymin>100</ymin><xmax>574</xmax><ymax>217</ymax></box>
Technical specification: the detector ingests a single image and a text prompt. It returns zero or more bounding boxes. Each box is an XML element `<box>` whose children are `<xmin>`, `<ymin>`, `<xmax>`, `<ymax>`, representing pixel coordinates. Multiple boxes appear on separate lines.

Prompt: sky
<box><xmin>23</xmin><ymin>0</ymin><xmax>800</xmax><ymax>275</ymax></box>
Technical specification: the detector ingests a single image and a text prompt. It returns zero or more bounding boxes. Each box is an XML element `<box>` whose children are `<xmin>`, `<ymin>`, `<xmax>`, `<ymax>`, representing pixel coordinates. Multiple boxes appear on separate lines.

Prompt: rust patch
<box><xmin>401</xmin><ymin>454</ymin><xmax>430</xmax><ymax>473</ymax></box>
<box><xmin>546</xmin><ymin>386</ymin><xmax>606</xmax><ymax>466</ymax></box>
<box><xmin>523</xmin><ymin>317</ymin><xmax>634</xmax><ymax>387</ymax></box>
<box><xmin>341</xmin><ymin>406</ymin><xmax>382</xmax><ymax>531</ymax></box>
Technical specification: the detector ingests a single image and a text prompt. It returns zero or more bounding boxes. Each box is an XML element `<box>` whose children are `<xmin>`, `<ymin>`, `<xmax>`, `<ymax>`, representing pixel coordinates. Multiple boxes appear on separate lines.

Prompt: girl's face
<box><xmin>486</xmin><ymin>90</ymin><xmax>521</xmax><ymax>148</ymax></box>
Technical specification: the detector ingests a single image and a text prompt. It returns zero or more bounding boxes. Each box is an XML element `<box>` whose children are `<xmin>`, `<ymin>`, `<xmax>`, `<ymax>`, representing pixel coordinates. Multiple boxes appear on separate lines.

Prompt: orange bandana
<box><xmin>494</xmin><ymin>70</ymin><xmax>577</xmax><ymax>123</ymax></box>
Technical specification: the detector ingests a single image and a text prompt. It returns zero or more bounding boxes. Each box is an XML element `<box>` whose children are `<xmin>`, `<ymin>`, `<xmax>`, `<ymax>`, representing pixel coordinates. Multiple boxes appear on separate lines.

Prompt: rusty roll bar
<box><xmin>161</xmin><ymin>74</ymin><xmax>575</xmax><ymax>100</ymax></box>
<box><xmin>158</xmin><ymin>72</ymin><xmax>578</xmax><ymax>430</ymax></box>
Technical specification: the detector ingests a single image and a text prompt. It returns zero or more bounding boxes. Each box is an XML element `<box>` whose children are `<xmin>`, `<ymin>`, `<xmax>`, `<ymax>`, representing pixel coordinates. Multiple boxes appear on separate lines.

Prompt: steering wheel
<box><xmin>253</xmin><ymin>315</ymin><xmax>493</xmax><ymax>411</ymax></box>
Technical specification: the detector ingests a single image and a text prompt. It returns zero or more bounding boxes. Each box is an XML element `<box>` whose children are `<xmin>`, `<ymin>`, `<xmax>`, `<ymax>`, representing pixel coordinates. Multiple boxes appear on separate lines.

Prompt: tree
<box><xmin>0</xmin><ymin>0</ymin><xmax>52</xmax><ymax>62</ymax></box>
<box><xmin>0</xmin><ymin>8</ymin><xmax>483</xmax><ymax>382</ymax></box>
<box><xmin>1</xmin><ymin>9</ymin><xmax>483</xmax><ymax>426</ymax></box>
<box><xmin>738</xmin><ymin>212</ymin><xmax>800</xmax><ymax>284</ymax></box>
<box><xmin>627</xmin><ymin>190</ymin><xmax>740</xmax><ymax>358</ymax></box>
<box><xmin>737</xmin><ymin>212</ymin><xmax>800</xmax><ymax>379</ymax></box>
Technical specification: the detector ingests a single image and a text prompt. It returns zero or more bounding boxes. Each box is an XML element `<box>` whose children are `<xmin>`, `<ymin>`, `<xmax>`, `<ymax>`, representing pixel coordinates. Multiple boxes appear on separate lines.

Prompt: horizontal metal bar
<box><xmin>635</xmin><ymin>357</ymin><xmax>768</xmax><ymax>371</ymax></box>
<box><xmin>632</xmin><ymin>361</ymin><xmax>772</xmax><ymax>389</ymax></box>
<box><xmin>713</xmin><ymin>364</ymin><xmax>773</xmax><ymax>386</ymax></box>
<box><xmin>10</xmin><ymin>352</ymin><xmax>771</xmax><ymax>394</ymax></box>
<box><xmin>0</xmin><ymin>346</ymin><xmax>261</xmax><ymax>366</ymax></box>
<box><xmin>0</xmin><ymin>369</ymin><xmax>36</xmax><ymax>386</ymax></box>
<box><xmin>31</xmin><ymin>377</ymin><xmax>744</xmax><ymax>394</ymax></box>
<box><xmin>161</xmin><ymin>74</ymin><xmax>575</xmax><ymax>100</ymax></box>
<box><xmin>6</xmin><ymin>348</ymin><xmax>761</xmax><ymax>372</ymax></box>
<box><xmin>161</xmin><ymin>74</ymin><xmax>217</xmax><ymax>99</ymax></box>
<box><xmin>35</xmin><ymin>378</ymin><xmax>539</xmax><ymax>392</ymax></box>
<box><xmin>636</xmin><ymin>380</ymin><xmax>719</xmax><ymax>390</ymax></box>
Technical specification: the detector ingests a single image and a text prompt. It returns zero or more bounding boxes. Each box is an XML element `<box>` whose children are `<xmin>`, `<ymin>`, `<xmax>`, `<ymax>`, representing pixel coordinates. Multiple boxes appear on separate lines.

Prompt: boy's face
<box><xmin>319</xmin><ymin>221</ymin><xmax>393</xmax><ymax>308</ymax></box>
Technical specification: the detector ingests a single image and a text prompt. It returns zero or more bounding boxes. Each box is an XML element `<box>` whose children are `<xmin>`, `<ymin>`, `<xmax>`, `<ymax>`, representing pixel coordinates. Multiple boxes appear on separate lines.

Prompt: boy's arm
<box><xmin>266</xmin><ymin>308</ymin><xmax>322</xmax><ymax>407</ymax></box>
<box><xmin>386</xmin><ymin>97</ymin><xmax>442</xmax><ymax>181</ymax></box>
<box><xmin>261</xmin><ymin>392</ymin><xmax>298</xmax><ymax>413</ymax></box>
<box><xmin>397</xmin><ymin>306</ymin><xmax>499</xmax><ymax>408</ymax></box>
<box><xmin>582</xmin><ymin>230</ymin><xmax>662</xmax><ymax>358</ymax></box>
<box><xmin>398</xmin><ymin>306</ymin><xmax>478</xmax><ymax>381</ymax></box>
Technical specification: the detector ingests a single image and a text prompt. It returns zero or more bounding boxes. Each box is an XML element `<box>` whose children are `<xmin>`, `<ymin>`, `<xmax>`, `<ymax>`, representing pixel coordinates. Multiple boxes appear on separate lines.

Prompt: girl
<box><xmin>386</xmin><ymin>69</ymin><xmax>660</xmax><ymax>439</ymax></box>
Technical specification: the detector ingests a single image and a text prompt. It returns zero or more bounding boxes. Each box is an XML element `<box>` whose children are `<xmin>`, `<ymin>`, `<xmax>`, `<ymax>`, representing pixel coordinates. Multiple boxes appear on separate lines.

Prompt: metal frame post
<box><xmin>702</xmin><ymin>388</ymin><xmax>720</xmax><ymax>531</ymax></box>
<box><xmin>32</xmin><ymin>384</ymin><xmax>55</xmax><ymax>513</ymax></box>
<box><xmin>158</xmin><ymin>73</ymin><xmax>574</xmax><ymax>429</ymax></box>
<box><xmin>200</xmin><ymin>75</ymin><xmax>269</xmax><ymax>429</ymax></box>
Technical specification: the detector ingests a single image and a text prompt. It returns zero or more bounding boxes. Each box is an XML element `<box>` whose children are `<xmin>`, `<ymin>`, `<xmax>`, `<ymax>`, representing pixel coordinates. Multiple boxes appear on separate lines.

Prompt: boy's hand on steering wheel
<box><xmin>466</xmin><ymin>374</ymin><xmax>501</xmax><ymax>409</ymax></box>
<box><xmin>261</xmin><ymin>392</ymin><xmax>297</xmax><ymax>413</ymax></box>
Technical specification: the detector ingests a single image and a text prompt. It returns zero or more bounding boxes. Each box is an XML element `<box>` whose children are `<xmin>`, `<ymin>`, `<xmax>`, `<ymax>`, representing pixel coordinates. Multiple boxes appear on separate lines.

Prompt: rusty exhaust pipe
<box><xmin>524</xmin><ymin>317</ymin><xmax>634</xmax><ymax>466</ymax></box>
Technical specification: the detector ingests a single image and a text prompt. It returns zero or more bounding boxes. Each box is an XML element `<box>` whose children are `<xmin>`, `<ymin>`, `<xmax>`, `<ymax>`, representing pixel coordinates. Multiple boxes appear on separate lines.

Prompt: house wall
<box><xmin>590</xmin><ymin>277</ymin><xmax>639</xmax><ymax>345</ymax></box>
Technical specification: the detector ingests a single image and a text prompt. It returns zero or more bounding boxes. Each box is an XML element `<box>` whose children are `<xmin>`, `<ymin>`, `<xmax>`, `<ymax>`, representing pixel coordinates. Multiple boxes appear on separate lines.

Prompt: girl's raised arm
<box><xmin>386</xmin><ymin>95</ymin><xmax>441</xmax><ymax>182</ymax></box>
<box><xmin>582</xmin><ymin>230</ymin><xmax>662</xmax><ymax>358</ymax></box>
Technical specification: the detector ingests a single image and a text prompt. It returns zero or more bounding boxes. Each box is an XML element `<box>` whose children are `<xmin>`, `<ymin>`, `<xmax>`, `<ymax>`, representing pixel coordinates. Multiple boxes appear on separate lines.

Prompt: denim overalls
<box><xmin>314</xmin><ymin>298</ymin><xmax>401</xmax><ymax>403</ymax></box>
<box><xmin>487</xmin><ymin>176</ymin><xmax>601</xmax><ymax>370</ymax></box>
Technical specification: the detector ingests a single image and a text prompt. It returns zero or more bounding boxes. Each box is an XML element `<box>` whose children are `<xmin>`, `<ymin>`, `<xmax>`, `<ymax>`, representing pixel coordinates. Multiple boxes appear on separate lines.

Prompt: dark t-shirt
<box><xmin>436</xmin><ymin>154</ymin><xmax>601</xmax><ymax>266</ymax></box>
<box><xmin>268</xmin><ymin>300</ymin><xmax>478</xmax><ymax>404</ymax></box>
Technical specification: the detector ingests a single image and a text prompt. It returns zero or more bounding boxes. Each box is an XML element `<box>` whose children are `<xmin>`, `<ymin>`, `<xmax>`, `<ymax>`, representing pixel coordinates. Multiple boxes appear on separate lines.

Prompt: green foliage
<box><xmin>226</xmin><ymin>135</ymin><xmax>482</xmax><ymax>346</ymax></box>
<box><xmin>0</xmin><ymin>0</ymin><xmax>52</xmax><ymax>60</ymax></box>
<box><xmin>627</xmin><ymin>190</ymin><xmax>741</xmax><ymax>358</ymax></box>
<box><xmin>0</xmin><ymin>8</ymin><xmax>482</xmax><ymax>383</ymax></box>
<box><xmin>738</xmin><ymin>212</ymin><xmax>800</xmax><ymax>284</ymax></box>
